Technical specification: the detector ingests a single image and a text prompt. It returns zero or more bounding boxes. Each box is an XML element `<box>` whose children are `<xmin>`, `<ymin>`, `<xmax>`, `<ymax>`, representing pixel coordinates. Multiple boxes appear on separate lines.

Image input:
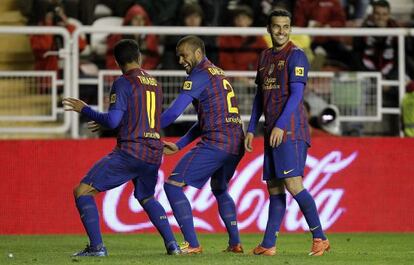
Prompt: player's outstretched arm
<box><xmin>161</xmin><ymin>93</ymin><xmax>193</xmax><ymax>128</ymax></box>
<box><xmin>62</xmin><ymin>97</ymin><xmax>123</xmax><ymax>129</ymax></box>
<box><xmin>62</xmin><ymin>97</ymin><xmax>87</xmax><ymax>113</ymax></box>
<box><xmin>175</xmin><ymin>122</ymin><xmax>201</xmax><ymax>150</ymax></box>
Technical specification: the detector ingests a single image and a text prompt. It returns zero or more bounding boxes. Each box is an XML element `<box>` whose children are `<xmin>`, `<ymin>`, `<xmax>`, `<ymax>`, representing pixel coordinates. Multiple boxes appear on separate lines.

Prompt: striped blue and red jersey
<box><xmin>181</xmin><ymin>58</ymin><xmax>244</xmax><ymax>155</ymax></box>
<box><xmin>109</xmin><ymin>68</ymin><xmax>163</xmax><ymax>165</ymax></box>
<box><xmin>255</xmin><ymin>41</ymin><xmax>311</xmax><ymax>144</ymax></box>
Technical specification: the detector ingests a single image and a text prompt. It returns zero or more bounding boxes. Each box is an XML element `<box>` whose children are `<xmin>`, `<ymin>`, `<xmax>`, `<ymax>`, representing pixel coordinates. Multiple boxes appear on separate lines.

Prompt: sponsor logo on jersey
<box><xmin>225</xmin><ymin>117</ymin><xmax>243</xmax><ymax>124</ymax></box>
<box><xmin>263</xmin><ymin>77</ymin><xmax>279</xmax><ymax>90</ymax></box>
<box><xmin>183</xmin><ymin>81</ymin><xmax>192</xmax><ymax>90</ymax></box>
<box><xmin>143</xmin><ymin>132</ymin><xmax>160</xmax><ymax>139</ymax></box>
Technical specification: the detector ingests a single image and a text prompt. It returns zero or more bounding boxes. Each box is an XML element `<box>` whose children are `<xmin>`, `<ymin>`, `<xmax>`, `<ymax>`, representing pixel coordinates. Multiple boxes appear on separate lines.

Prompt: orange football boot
<box><xmin>251</xmin><ymin>245</ymin><xmax>276</xmax><ymax>256</ymax></box>
<box><xmin>223</xmin><ymin>244</ymin><xmax>244</xmax><ymax>253</ymax></box>
<box><xmin>309</xmin><ymin>238</ymin><xmax>330</xmax><ymax>256</ymax></box>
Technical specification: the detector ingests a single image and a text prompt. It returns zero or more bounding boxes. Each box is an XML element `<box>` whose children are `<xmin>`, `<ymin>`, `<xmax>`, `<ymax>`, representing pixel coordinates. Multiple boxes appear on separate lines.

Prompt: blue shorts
<box><xmin>81</xmin><ymin>150</ymin><xmax>159</xmax><ymax>201</ymax></box>
<box><xmin>263</xmin><ymin>140</ymin><xmax>308</xmax><ymax>180</ymax></box>
<box><xmin>168</xmin><ymin>144</ymin><xmax>244</xmax><ymax>189</ymax></box>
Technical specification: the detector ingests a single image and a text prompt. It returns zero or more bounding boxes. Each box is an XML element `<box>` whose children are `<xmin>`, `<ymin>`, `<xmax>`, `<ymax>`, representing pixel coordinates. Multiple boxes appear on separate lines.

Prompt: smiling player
<box><xmin>245</xmin><ymin>9</ymin><xmax>330</xmax><ymax>256</ymax></box>
<box><xmin>161</xmin><ymin>35</ymin><xmax>245</xmax><ymax>254</ymax></box>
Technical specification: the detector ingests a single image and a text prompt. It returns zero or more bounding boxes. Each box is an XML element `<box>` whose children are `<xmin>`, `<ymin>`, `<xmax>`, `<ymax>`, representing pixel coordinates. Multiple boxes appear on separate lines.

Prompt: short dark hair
<box><xmin>180</xmin><ymin>3</ymin><xmax>204</xmax><ymax>19</ymax></box>
<box><xmin>267</xmin><ymin>9</ymin><xmax>292</xmax><ymax>26</ymax></box>
<box><xmin>177</xmin><ymin>35</ymin><xmax>206</xmax><ymax>55</ymax></box>
<box><xmin>114</xmin><ymin>39</ymin><xmax>140</xmax><ymax>67</ymax></box>
<box><xmin>372</xmin><ymin>0</ymin><xmax>390</xmax><ymax>9</ymax></box>
<box><xmin>233</xmin><ymin>5</ymin><xmax>254</xmax><ymax>19</ymax></box>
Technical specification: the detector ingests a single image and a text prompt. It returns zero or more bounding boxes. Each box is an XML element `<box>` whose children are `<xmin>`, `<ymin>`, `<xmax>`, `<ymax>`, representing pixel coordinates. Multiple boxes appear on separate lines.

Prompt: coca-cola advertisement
<box><xmin>1</xmin><ymin>137</ymin><xmax>414</xmax><ymax>234</ymax></box>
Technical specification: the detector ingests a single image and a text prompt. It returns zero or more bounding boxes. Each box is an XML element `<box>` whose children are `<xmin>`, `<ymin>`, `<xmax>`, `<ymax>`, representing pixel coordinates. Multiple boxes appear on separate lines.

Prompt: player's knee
<box><xmin>284</xmin><ymin>177</ymin><xmax>304</xmax><ymax>196</ymax></box>
<box><xmin>164</xmin><ymin>181</ymin><xmax>178</xmax><ymax>194</ymax></box>
<box><xmin>267</xmin><ymin>179</ymin><xmax>285</xmax><ymax>195</ymax></box>
<box><xmin>73</xmin><ymin>185</ymin><xmax>84</xmax><ymax>198</ymax></box>
<box><xmin>137</xmin><ymin>195</ymin><xmax>154</xmax><ymax>207</ymax></box>
<box><xmin>73</xmin><ymin>183</ymin><xmax>97</xmax><ymax>198</ymax></box>
<box><xmin>267</xmin><ymin>186</ymin><xmax>284</xmax><ymax>195</ymax></box>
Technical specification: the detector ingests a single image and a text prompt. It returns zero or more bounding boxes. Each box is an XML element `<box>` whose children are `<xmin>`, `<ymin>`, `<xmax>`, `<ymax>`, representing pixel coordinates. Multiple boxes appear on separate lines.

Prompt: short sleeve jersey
<box><xmin>180</xmin><ymin>58</ymin><xmax>244</xmax><ymax>155</ymax></box>
<box><xmin>109</xmin><ymin>68</ymin><xmax>163</xmax><ymax>164</ymax></box>
<box><xmin>255</xmin><ymin>41</ymin><xmax>310</xmax><ymax>144</ymax></box>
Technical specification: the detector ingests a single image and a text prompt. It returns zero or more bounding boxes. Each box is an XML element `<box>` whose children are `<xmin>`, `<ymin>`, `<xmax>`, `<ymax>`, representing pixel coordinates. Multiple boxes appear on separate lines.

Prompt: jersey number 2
<box><xmin>146</xmin><ymin>91</ymin><xmax>156</xmax><ymax>128</ymax></box>
<box><xmin>223</xmin><ymin>79</ymin><xmax>239</xmax><ymax>114</ymax></box>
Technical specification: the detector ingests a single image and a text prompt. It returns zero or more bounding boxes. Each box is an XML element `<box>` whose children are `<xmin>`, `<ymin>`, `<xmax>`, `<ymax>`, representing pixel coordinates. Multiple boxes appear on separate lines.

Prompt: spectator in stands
<box><xmin>30</xmin><ymin>2</ymin><xmax>86</xmax><ymax>74</ymax></box>
<box><xmin>161</xmin><ymin>3</ymin><xmax>218</xmax><ymax>69</ymax></box>
<box><xmin>233</xmin><ymin>0</ymin><xmax>297</xmax><ymax>26</ymax></box>
<box><xmin>106</xmin><ymin>4</ymin><xmax>160</xmax><ymax>70</ymax></box>
<box><xmin>21</xmin><ymin>0</ymin><xmax>97</xmax><ymax>25</ymax></box>
<box><xmin>99</xmin><ymin>0</ymin><xmax>182</xmax><ymax>26</ymax></box>
<box><xmin>60</xmin><ymin>0</ymin><xmax>98</xmax><ymax>25</ymax></box>
<box><xmin>294</xmin><ymin>0</ymin><xmax>353</xmax><ymax>69</ymax></box>
<box><xmin>198</xmin><ymin>0</ymin><xmax>228</xmax><ymax>26</ymax></box>
<box><xmin>352</xmin><ymin>0</ymin><xmax>400</xmax><ymax>80</ymax></box>
<box><xmin>340</xmin><ymin>0</ymin><xmax>370</xmax><ymax>27</ymax></box>
<box><xmin>217</xmin><ymin>5</ymin><xmax>267</xmax><ymax>71</ymax></box>
<box><xmin>402</xmin><ymin>81</ymin><xmax>414</xmax><ymax>137</ymax></box>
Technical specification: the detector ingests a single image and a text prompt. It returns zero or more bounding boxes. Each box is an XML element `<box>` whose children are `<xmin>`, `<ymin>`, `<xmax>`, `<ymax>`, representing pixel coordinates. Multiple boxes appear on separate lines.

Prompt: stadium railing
<box><xmin>0</xmin><ymin>26</ymin><xmax>71</xmax><ymax>134</ymax></box>
<box><xmin>96</xmin><ymin>70</ymin><xmax>382</xmax><ymax>123</ymax></box>
<box><xmin>0</xmin><ymin>26</ymin><xmax>409</xmax><ymax>137</ymax></box>
<box><xmin>71</xmin><ymin>26</ymin><xmax>408</xmax><ymax>138</ymax></box>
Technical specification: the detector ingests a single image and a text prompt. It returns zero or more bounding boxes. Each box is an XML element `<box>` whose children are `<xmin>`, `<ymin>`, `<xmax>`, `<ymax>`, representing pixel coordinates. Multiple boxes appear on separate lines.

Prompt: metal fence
<box><xmin>0</xmin><ymin>71</ymin><xmax>57</xmax><ymax>121</ymax></box>
<box><xmin>0</xmin><ymin>27</ymin><xmax>71</xmax><ymax>134</ymax></box>
<box><xmin>97</xmin><ymin>70</ymin><xmax>382</xmax><ymax>123</ymax></box>
<box><xmin>71</xmin><ymin>26</ymin><xmax>408</xmax><ymax>138</ymax></box>
<box><xmin>0</xmin><ymin>26</ymin><xmax>411</xmax><ymax>137</ymax></box>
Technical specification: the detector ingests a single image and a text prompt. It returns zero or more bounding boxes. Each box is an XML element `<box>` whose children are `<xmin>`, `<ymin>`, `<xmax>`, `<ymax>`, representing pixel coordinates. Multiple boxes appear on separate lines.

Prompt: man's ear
<box><xmin>195</xmin><ymin>48</ymin><xmax>203</xmax><ymax>60</ymax></box>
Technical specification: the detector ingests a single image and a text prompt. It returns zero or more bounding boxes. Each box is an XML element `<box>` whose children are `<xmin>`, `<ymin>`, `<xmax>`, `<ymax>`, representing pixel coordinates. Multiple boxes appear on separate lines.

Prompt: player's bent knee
<box><xmin>164</xmin><ymin>181</ymin><xmax>185</xmax><ymax>198</ymax></box>
<box><xmin>164</xmin><ymin>179</ymin><xmax>185</xmax><ymax>188</ymax></box>
<box><xmin>284</xmin><ymin>176</ymin><xmax>304</xmax><ymax>196</ymax></box>
<box><xmin>137</xmin><ymin>195</ymin><xmax>154</xmax><ymax>206</ymax></box>
<box><xmin>267</xmin><ymin>179</ymin><xmax>285</xmax><ymax>195</ymax></box>
<box><xmin>73</xmin><ymin>183</ymin><xmax>98</xmax><ymax>198</ymax></box>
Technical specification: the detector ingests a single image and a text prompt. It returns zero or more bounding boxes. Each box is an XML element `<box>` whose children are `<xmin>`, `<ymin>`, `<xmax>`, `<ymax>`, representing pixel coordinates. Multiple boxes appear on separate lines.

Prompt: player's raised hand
<box><xmin>270</xmin><ymin>127</ymin><xmax>284</xmax><ymax>148</ymax></box>
<box><xmin>87</xmin><ymin>121</ymin><xmax>101</xmax><ymax>133</ymax></box>
<box><xmin>62</xmin><ymin>97</ymin><xmax>87</xmax><ymax>113</ymax></box>
<box><xmin>244</xmin><ymin>132</ymin><xmax>254</xmax><ymax>152</ymax></box>
<box><xmin>163</xmin><ymin>141</ymin><xmax>179</xmax><ymax>155</ymax></box>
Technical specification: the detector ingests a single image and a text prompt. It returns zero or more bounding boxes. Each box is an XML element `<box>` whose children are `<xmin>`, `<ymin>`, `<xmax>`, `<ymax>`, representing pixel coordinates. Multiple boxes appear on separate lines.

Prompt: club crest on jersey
<box><xmin>268</xmin><ymin>63</ymin><xmax>275</xmax><ymax>75</ymax></box>
<box><xmin>110</xmin><ymin>94</ymin><xmax>116</xmax><ymax>103</ymax></box>
<box><xmin>295</xmin><ymin>67</ymin><xmax>305</xmax><ymax>76</ymax></box>
<box><xmin>183</xmin><ymin>81</ymin><xmax>192</xmax><ymax>90</ymax></box>
<box><xmin>277</xmin><ymin>60</ymin><xmax>285</xmax><ymax>70</ymax></box>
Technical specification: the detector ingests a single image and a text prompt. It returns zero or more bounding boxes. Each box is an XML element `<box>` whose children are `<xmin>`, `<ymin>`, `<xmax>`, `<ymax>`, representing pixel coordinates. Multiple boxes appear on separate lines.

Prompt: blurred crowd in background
<box><xmin>4</xmin><ymin>0</ymin><xmax>414</xmax><ymax>137</ymax></box>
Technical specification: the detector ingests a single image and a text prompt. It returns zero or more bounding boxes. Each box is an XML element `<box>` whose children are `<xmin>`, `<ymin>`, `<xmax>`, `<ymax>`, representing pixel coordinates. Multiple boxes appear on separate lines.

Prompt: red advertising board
<box><xmin>1</xmin><ymin>137</ymin><xmax>414</xmax><ymax>234</ymax></box>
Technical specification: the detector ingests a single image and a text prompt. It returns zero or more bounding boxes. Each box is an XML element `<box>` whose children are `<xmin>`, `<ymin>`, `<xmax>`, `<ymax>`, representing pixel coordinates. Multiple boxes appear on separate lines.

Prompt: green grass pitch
<box><xmin>1</xmin><ymin>233</ymin><xmax>413</xmax><ymax>265</ymax></box>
